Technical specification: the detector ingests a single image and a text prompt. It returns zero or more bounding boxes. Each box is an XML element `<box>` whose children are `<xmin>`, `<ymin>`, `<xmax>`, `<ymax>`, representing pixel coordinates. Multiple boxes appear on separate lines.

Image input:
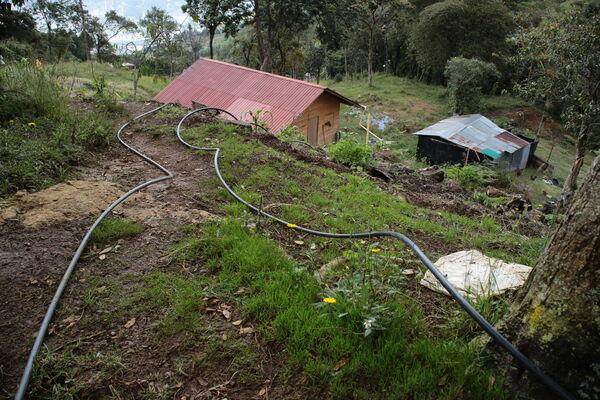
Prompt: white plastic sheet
<box><xmin>420</xmin><ymin>250</ymin><xmax>532</xmax><ymax>298</ymax></box>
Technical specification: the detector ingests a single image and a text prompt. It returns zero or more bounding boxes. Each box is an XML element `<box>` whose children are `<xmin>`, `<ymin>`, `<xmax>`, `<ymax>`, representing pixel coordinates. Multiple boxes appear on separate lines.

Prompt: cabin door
<box><xmin>308</xmin><ymin>116</ymin><xmax>319</xmax><ymax>145</ymax></box>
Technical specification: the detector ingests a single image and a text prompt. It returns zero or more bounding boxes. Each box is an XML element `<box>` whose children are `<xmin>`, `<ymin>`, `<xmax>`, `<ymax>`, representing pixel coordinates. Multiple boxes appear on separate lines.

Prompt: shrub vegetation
<box><xmin>0</xmin><ymin>62</ymin><xmax>117</xmax><ymax>196</ymax></box>
<box><xmin>328</xmin><ymin>139</ymin><xmax>374</xmax><ymax>169</ymax></box>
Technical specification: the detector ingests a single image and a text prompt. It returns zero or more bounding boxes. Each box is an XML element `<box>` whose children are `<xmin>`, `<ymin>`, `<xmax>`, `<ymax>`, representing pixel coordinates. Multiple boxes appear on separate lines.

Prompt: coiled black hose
<box><xmin>176</xmin><ymin>107</ymin><xmax>574</xmax><ymax>400</ymax></box>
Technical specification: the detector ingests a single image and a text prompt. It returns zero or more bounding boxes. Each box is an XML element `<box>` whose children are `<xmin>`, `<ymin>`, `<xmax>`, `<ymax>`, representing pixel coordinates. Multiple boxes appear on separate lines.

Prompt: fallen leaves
<box><xmin>239</xmin><ymin>326</ymin><xmax>254</xmax><ymax>335</ymax></box>
<box><xmin>61</xmin><ymin>315</ymin><xmax>78</xmax><ymax>324</ymax></box>
<box><xmin>332</xmin><ymin>357</ymin><xmax>350</xmax><ymax>371</ymax></box>
<box><xmin>99</xmin><ymin>246</ymin><xmax>113</xmax><ymax>255</ymax></box>
<box><xmin>294</xmin><ymin>240</ymin><xmax>304</xmax><ymax>245</ymax></box>
<box><xmin>124</xmin><ymin>317</ymin><xmax>136</xmax><ymax>329</ymax></box>
<box><xmin>232</xmin><ymin>319</ymin><xmax>243</xmax><ymax>326</ymax></box>
<box><xmin>222</xmin><ymin>309</ymin><xmax>231</xmax><ymax>320</ymax></box>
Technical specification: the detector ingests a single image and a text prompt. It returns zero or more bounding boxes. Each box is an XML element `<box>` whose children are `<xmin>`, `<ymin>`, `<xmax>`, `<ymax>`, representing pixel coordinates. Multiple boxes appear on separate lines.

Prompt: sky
<box><xmin>85</xmin><ymin>0</ymin><xmax>190</xmax><ymax>43</ymax></box>
<box><xmin>87</xmin><ymin>0</ymin><xmax>187</xmax><ymax>23</ymax></box>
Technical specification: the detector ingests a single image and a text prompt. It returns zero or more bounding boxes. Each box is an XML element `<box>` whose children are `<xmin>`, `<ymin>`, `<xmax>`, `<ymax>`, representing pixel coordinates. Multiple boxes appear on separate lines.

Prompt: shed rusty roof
<box><xmin>153</xmin><ymin>58</ymin><xmax>361</xmax><ymax>133</ymax></box>
<box><xmin>413</xmin><ymin>114</ymin><xmax>529</xmax><ymax>157</ymax></box>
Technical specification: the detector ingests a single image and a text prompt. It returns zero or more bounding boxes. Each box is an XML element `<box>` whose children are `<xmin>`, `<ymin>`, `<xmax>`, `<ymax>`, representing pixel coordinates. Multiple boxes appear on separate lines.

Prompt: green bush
<box><xmin>473</xmin><ymin>191</ymin><xmax>506</xmax><ymax>210</ymax></box>
<box><xmin>0</xmin><ymin>63</ymin><xmax>115</xmax><ymax>195</ymax></box>
<box><xmin>0</xmin><ymin>39</ymin><xmax>36</xmax><ymax>62</ymax></box>
<box><xmin>0</xmin><ymin>63</ymin><xmax>70</xmax><ymax>123</ymax></box>
<box><xmin>77</xmin><ymin>113</ymin><xmax>114</xmax><ymax>149</ymax></box>
<box><xmin>86</xmin><ymin>74</ymin><xmax>126</xmax><ymax>116</ymax></box>
<box><xmin>279</xmin><ymin>125</ymin><xmax>306</xmax><ymax>142</ymax></box>
<box><xmin>444</xmin><ymin>57</ymin><xmax>500</xmax><ymax>114</ymax></box>
<box><xmin>445</xmin><ymin>165</ymin><xmax>494</xmax><ymax>190</ymax></box>
<box><xmin>328</xmin><ymin>139</ymin><xmax>374</xmax><ymax>169</ymax></box>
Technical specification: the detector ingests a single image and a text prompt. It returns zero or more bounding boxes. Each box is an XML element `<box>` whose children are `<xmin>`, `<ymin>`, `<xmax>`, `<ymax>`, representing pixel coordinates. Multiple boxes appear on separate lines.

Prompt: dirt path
<box><xmin>0</xmin><ymin>105</ymin><xmax>306</xmax><ymax>399</ymax></box>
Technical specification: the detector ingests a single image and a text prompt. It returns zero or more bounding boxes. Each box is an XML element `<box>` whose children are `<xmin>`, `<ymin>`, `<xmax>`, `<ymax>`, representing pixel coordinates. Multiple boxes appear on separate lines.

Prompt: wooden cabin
<box><xmin>153</xmin><ymin>58</ymin><xmax>362</xmax><ymax>145</ymax></box>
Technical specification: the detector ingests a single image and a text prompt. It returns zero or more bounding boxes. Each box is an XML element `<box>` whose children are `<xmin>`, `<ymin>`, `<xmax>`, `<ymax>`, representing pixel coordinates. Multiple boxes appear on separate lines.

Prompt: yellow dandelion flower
<box><xmin>323</xmin><ymin>297</ymin><xmax>336</xmax><ymax>304</ymax></box>
<box><xmin>287</xmin><ymin>224</ymin><xmax>297</xmax><ymax>228</ymax></box>
<box><xmin>371</xmin><ymin>248</ymin><xmax>381</xmax><ymax>253</ymax></box>
<box><xmin>28</xmin><ymin>122</ymin><xmax>36</xmax><ymax>127</ymax></box>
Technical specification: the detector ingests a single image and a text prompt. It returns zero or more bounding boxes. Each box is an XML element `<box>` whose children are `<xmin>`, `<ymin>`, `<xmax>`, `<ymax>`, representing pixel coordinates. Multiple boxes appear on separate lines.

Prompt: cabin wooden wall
<box><xmin>292</xmin><ymin>93</ymin><xmax>341</xmax><ymax>145</ymax></box>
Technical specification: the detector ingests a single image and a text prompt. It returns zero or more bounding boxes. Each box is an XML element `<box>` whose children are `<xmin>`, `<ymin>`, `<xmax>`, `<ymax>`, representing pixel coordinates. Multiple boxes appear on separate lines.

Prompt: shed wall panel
<box><xmin>291</xmin><ymin>93</ymin><xmax>340</xmax><ymax>145</ymax></box>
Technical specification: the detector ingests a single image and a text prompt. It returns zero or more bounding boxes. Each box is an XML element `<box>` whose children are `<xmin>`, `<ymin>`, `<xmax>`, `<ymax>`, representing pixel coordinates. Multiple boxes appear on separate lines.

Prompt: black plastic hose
<box><xmin>14</xmin><ymin>103</ymin><xmax>174</xmax><ymax>400</ymax></box>
<box><xmin>176</xmin><ymin>107</ymin><xmax>575</xmax><ymax>400</ymax></box>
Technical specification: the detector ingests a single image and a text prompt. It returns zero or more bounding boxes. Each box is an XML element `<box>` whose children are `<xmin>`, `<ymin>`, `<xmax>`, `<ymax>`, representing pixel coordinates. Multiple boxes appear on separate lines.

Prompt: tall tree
<box><xmin>182</xmin><ymin>0</ymin><xmax>248</xmax><ymax>59</ymax></box>
<box><xmin>125</xmin><ymin>7</ymin><xmax>174</xmax><ymax>99</ymax></box>
<box><xmin>28</xmin><ymin>0</ymin><xmax>77</xmax><ymax>59</ymax></box>
<box><xmin>92</xmin><ymin>11</ymin><xmax>137</xmax><ymax>62</ymax></box>
<box><xmin>139</xmin><ymin>7</ymin><xmax>179</xmax><ymax>76</ymax></box>
<box><xmin>487</xmin><ymin>154</ymin><xmax>600</xmax><ymax>399</ymax></box>
<box><xmin>77</xmin><ymin>0</ymin><xmax>87</xmax><ymax>60</ymax></box>
<box><xmin>180</xmin><ymin>23</ymin><xmax>204</xmax><ymax>64</ymax></box>
<box><xmin>0</xmin><ymin>8</ymin><xmax>38</xmax><ymax>42</ymax></box>
<box><xmin>249</xmin><ymin>0</ymin><xmax>318</xmax><ymax>73</ymax></box>
<box><xmin>513</xmin><ymin>6</ymin><xmax>600</xmax><ymax>205</ymax></box>
<box><xmin>352</xmin><ymin>0</ymin><xmax>409</xmax><ymax>87</ymax></box>
<box><xmin>410</xmin><ymin>0</ymin><xmax>514</xmax><ymax>83</ymax></box>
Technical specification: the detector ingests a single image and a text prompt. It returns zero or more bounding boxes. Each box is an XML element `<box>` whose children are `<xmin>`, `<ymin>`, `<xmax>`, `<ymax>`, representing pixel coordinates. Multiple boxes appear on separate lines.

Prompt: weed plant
<box><xmin>27</xmin><ymin>345</ymin><xmax>124</xmax><ymax>399</ymax></box>
<box><xmin>191</xmin><ymin>218</ymin><xmax>506</xmax><ymax>399</ymax></box>
<box><xmin>473</xmin><ymin>191</ymin><xmax>507</xmax><ymax>210</ymax></box>
<box><xmin>91</xmin><ymin>218</ymin><xmax>145</xmax><ymax>245</ymax></box>
<box><xmin>0</xmin><ymin>62</ymin><xmax>116</xmax><ymax>196</ymax></box>
<box><xmin>327</xmin><ymin>139</ymin><xmax>374</xmax><ymax>169</ymax></box>
<box><xmin>445</xmin><ymin>164</ymin><xmax>494</xmax><ymax>191</ymax></box>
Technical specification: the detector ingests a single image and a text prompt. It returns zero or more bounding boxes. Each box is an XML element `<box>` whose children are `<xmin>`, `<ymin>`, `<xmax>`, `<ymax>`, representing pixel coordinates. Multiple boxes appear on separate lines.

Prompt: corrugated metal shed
<box><xmin>414</xmin><ymin>114</ymin><xmax>529</xmax><ymax>156</ymax></box>
<box><xmin>153</xmin><ymin>58</ymin><xmax>361</xmax><ymax>133</ymax></box>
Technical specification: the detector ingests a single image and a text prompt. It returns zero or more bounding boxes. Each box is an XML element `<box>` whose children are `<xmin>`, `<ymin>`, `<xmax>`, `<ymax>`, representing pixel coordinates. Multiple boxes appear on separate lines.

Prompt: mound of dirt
<box><xmin>1</xmin><ymin>180</ymin><xmax>215</xmax><ymax>229</ymax></box>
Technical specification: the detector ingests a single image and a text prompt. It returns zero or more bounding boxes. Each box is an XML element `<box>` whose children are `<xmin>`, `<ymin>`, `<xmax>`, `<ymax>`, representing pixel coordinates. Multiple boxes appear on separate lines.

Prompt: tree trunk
<box><xmin>209</xmin><ymin>28</ymin><xmax>215</xmax><ymax>59</ymax></box>
<box><xmin>253</xmin><ymin>0</ymin><xmax>272</xmax><ymax>72</ymax></box>
<box><xmin>487</xmin><ymin>155</ymin><xmax>600</xmax><ymax>399</ymax></box>
<box><xmin>78</xmin><ymin>0</ymin><xmax>88</xmax><ymax>61</ymax></box>
<box><xmin>344</xmin><ymin>47</ymin><xmax>348</xmax><ymax>81</ymax></box>
<box><xmin>262</xmin><ymin>0</ymin><xmax>273</xmax><ymax>72</ymax></box>
<box><xmin>563</xmin><ymin>128</ymin><xmax>588</xmax><ymax>206</ymax></box>
<box><xmin>46</xmin><ymin>21</ymin><xmax>52</xmax><ymax>60</ymax></box>
<box><xmin>367</xmin><ymin>26</ymin><xmax>373</xmax><ymax>87</ymax></box>
<box><xmin>133</xmin><ymin>72</ymin><xmax>139</xmax><ymax>101</ymax></box>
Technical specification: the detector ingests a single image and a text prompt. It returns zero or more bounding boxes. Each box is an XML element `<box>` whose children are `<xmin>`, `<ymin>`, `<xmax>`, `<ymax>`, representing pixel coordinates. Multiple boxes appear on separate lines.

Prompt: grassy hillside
<box><xmin>324</xmin><ymin>73</ymin><xmax>593</xmax><ymax>204</ymax></box>
<box><xmin>2</xmin><ymin>63</ymin><xmax>583</xmax><ymax>398</ymax></box>
<box><xmin>57</xmin><ymin>61</ymin><xmax>170</xmax><ymax>100</ymax></box>
<box><xmin>324</xmin><ymin>73</ymin><xmax>527</xmax><ymax>129</ymax></box>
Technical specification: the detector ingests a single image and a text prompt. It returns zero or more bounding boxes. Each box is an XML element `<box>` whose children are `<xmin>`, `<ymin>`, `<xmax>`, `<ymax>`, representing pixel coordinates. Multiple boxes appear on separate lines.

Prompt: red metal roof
<box><xmin>153</xmin><ymin>58</ymin><xmax>361</xmax><ymax>133</ymax></box>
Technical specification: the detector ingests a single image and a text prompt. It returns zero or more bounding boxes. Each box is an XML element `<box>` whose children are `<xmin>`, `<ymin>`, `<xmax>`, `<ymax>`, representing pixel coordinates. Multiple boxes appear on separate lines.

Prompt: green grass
<box><xmin>123</xmin><ymin>271</ymin><xmax>206</xmax><ymax>338</ymax></box>
<box><xmin>322</xmin><ymin>73</ymin><xmax>526</xmax><ymax>167</ymax></box>
<box><xmin>90</xmin><ymin>218</ymin><xmax>145</xmax><ymax>245</ymax></box>
<box><xmin>0</xmin><ymin>63</ymin><xmax>116</xmax><ymax>196</ymax></box>
<box><xmin>324</xmin><ymin>73</ymin><xmax>526</xmax><ymax>129</ymax></box>
<box><xmin>180</xmin><ymin>218</ymin><xmax>507</xmax><ymax>399</ymax></box>
<box><xmin>184</xmin><ymin>122</ymin><xmax>546</xmax><ymax>266</ymax></box>
<box><xmin>56</xmin><ymin>61</ymin><xmax>169</xmax><ymax>100</ymax></box>
<box><xmin>511</xmin><ymin>134</ymin><xmax>594</xmax><ymax>205</ymax></box>
<box><xmin>138</xmin><ymin>124</ymin><xmax>174</xmax><ymax>137</ymax></box>
<box><xmin>26</xmin><ymin>345</ymin><xmax>124</xmax><ymax>399</ymax></box>
<box><xmin>160</xmin><ymin>119</ymin><xmax>554</xmax><ymax>397</ymax></box>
